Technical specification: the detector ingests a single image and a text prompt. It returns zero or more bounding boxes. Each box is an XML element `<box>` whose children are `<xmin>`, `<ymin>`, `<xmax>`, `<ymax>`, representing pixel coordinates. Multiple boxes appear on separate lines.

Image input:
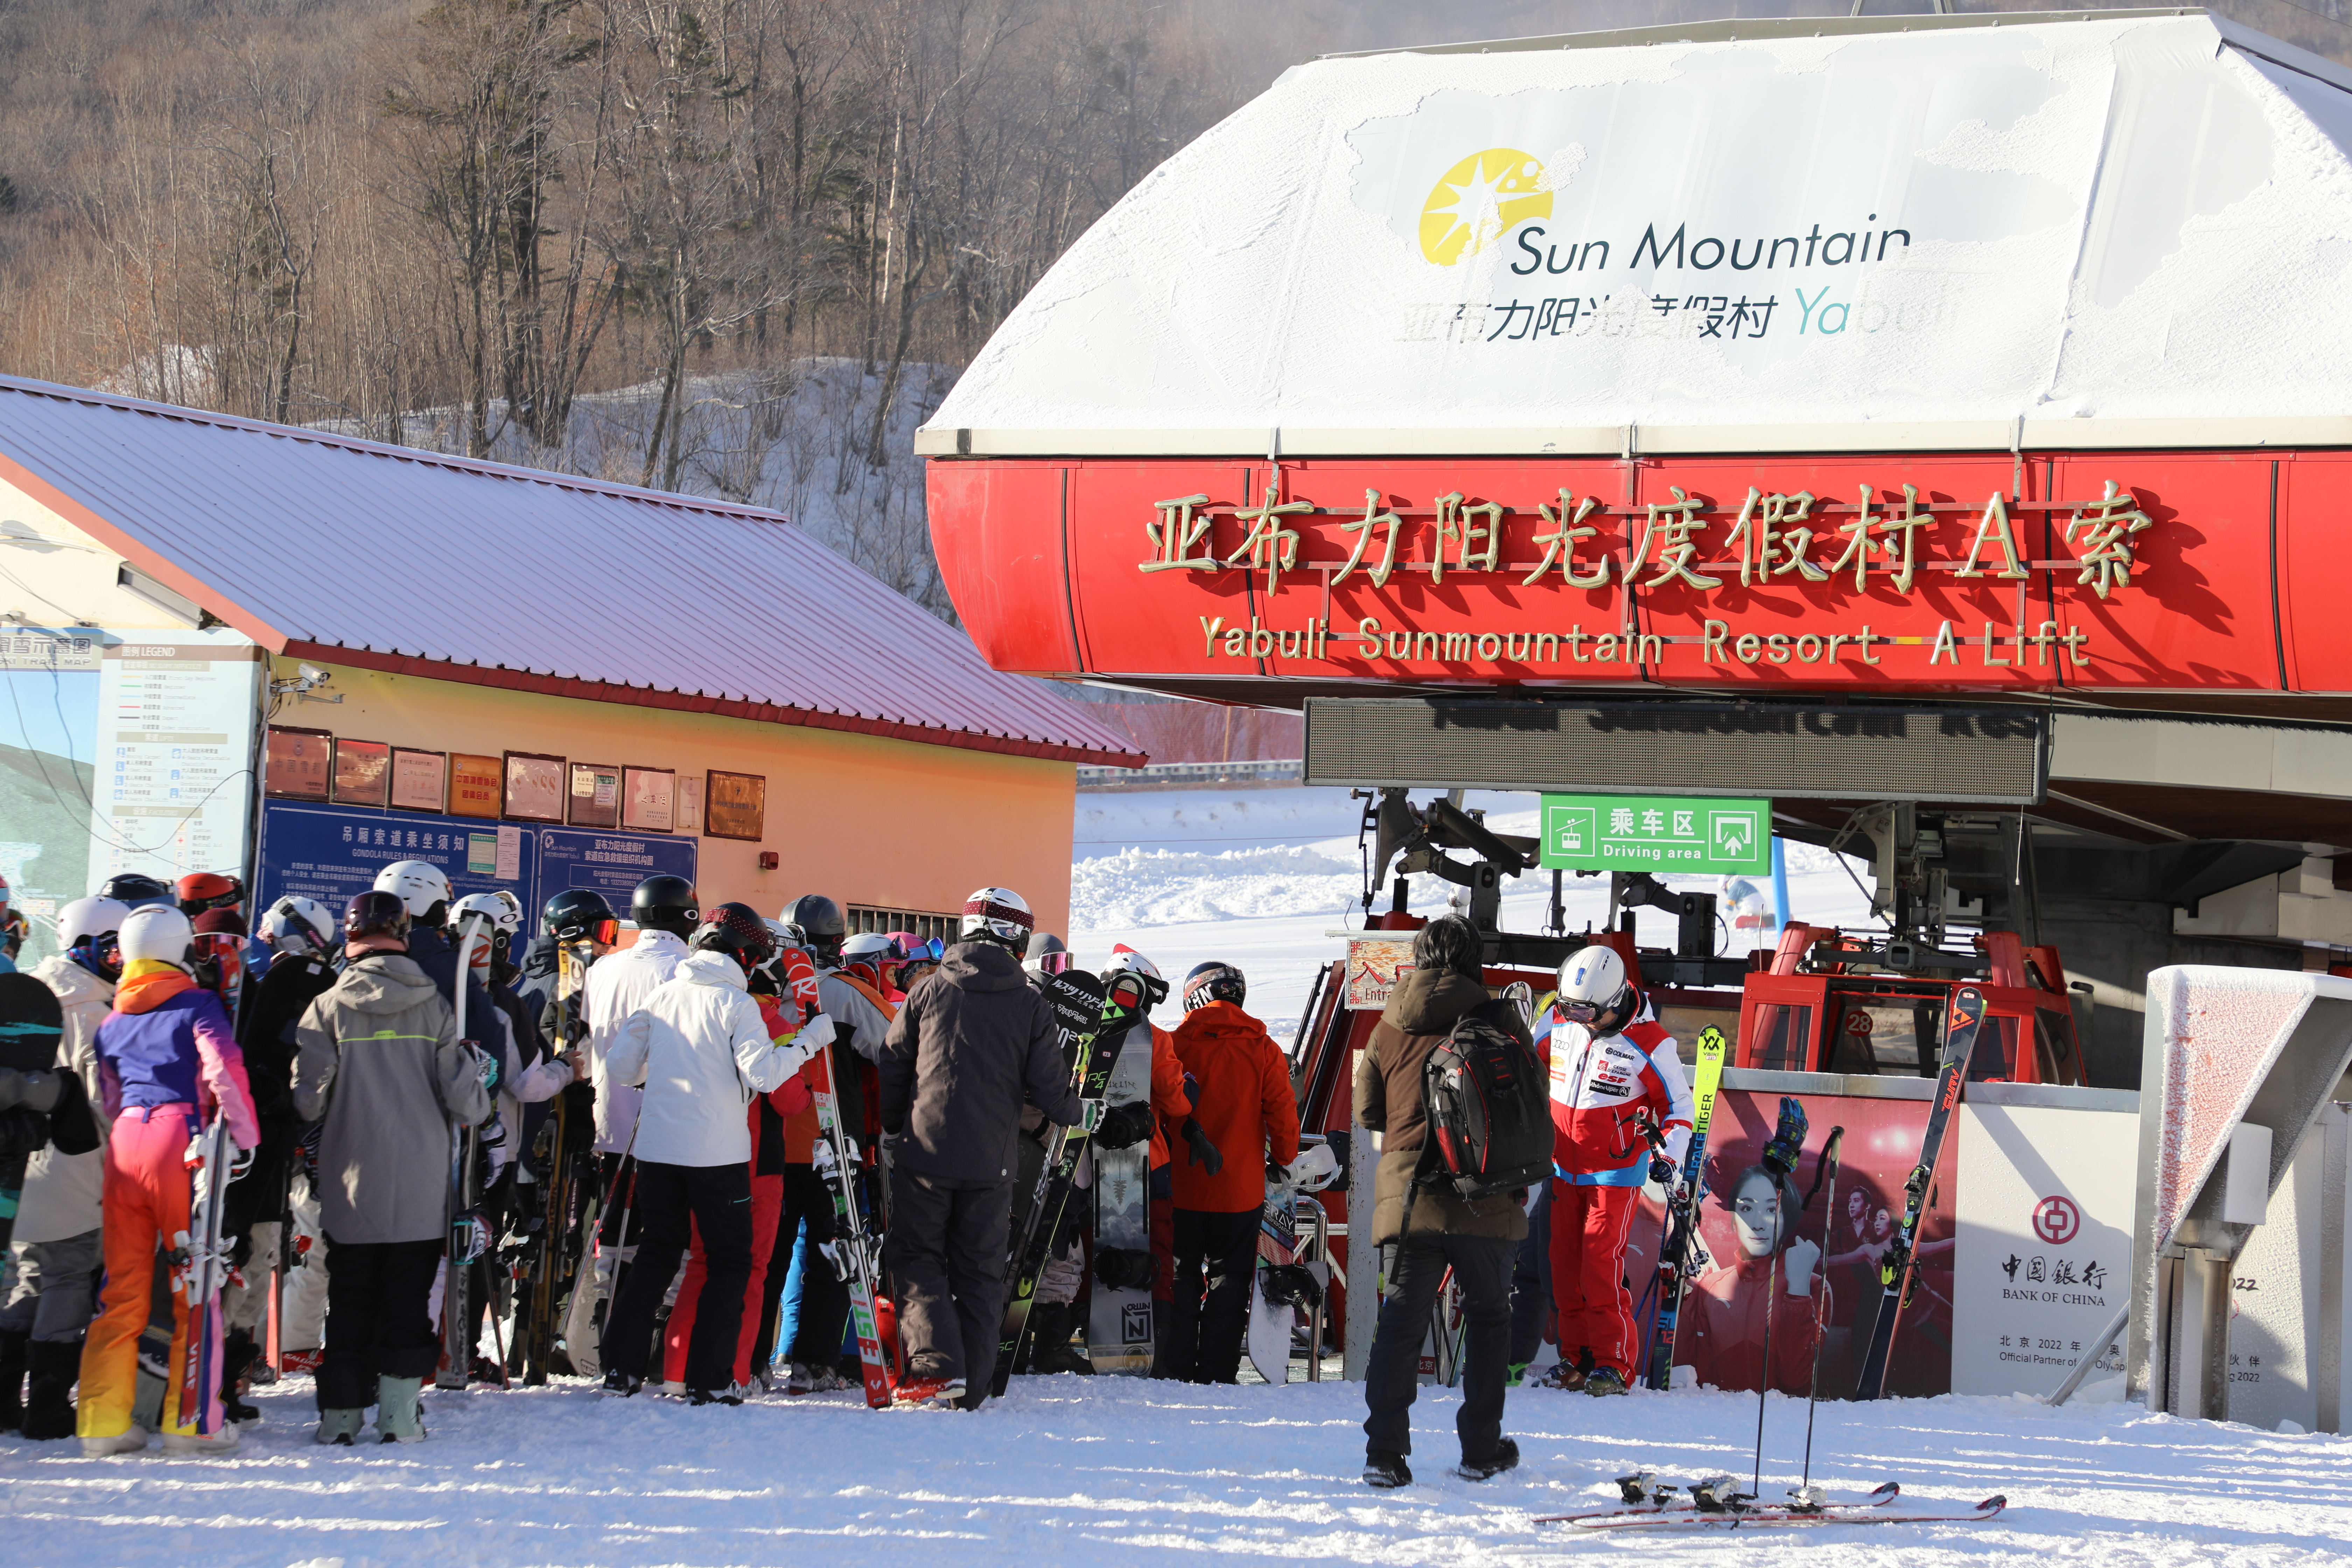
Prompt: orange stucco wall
<box><xmin>274</xmin><ymin>656</ymin><xmax>1076</xmax><ymax>936</ymax></box>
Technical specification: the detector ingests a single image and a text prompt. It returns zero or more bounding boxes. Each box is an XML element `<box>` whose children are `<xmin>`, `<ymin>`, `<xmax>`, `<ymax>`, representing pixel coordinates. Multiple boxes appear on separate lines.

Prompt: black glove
<box><xmin>1649</xmin><ymin>1153</ymin><xmax>1677</xmax><ymax>1186</ymax></box>
<box><xmin>1182</xmin><ymin>1071</ymin><xmax>1201</xmax><ymax>1112</ymax></box>
<box><xmin>1181</xmin><ymin>1116</ymin><xmax>1224</xmax><ymax>1176</ymax></box>
<box><xmin>1094</xmin><ymin>1100</ymin><xmax>1154</xmax><ymax>1151</ymax></box>
<box><xmin>1267</xmin><ymin>1152</ymin><xmax>1286</xmax><ymax>1185</ymax></box>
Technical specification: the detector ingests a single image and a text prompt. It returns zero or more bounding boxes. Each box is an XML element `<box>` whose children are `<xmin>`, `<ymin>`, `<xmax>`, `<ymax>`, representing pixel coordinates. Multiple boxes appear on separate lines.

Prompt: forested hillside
<box><xmin>1</xmin><ymin>0</ymin><xmax>2343</xmax><ymax>617</ymax></box>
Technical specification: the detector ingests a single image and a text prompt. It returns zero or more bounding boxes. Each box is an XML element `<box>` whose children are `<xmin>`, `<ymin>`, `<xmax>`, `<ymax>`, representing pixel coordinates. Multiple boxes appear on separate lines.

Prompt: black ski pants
<box><xmin>1160</xmin><ymin>1207</ymin><xmax>1260</xmax><ymax>1384</ymax></box>
<box><xmin>1362</xmin><ymin>1231</ymin><xmax>1514</xmax><ymax>1465</ymax></box>
<box><xmin>888</xmin><ymin>1168</ymin><xmax>1011</xmax><ymax>1388</ymax></box>
<box><xmin>317</xmin><ymin>1236</ymin><xmax>442</xmax><ymax>1411</ymax></box>
<box><xmin>1509</xmin><ymin>1180</ymin><xmax>1554</xmax><ymax>1370</ymax></box>
<box><xmin>600</xmin><ymin>1160</ymin><xmax>753</xmax><ymax>1390</ymax></box>
<box><xmin>752</xmin><ymin>1163</ymin><xmax>850</xmax><ymax>1373</ymax></box>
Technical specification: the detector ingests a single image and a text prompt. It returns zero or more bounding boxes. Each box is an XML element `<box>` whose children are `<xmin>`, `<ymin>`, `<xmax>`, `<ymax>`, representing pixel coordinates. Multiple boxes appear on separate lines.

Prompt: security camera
<box><xmin>297</xmin><ymin>663</ymin><xmax>330</xmax><ymax>691</ymax></box>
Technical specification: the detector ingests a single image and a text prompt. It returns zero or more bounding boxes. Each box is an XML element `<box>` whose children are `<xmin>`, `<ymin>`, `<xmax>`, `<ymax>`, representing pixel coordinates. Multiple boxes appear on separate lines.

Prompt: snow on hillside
<box><xmin>1067</xmin><ymin>786</ymin><xmax>1875</xmax><ymax>1037</ymax></box>
<box><xmin>6</xmin><ymin>1367</ymin><xmax>2344</xmax><ymax>1565</ymax></box>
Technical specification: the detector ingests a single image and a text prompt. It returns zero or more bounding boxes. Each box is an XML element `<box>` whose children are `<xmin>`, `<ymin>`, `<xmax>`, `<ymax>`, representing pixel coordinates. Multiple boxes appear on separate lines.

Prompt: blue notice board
<box><xmin>535</xmin><ymin>828</ymin><xmax>698</xmax><ymax>919</ymax></box>
<box><xmin>259</xmin><ymin>802</ymin><xmax>541</xmax><ymax>940</ymax></box>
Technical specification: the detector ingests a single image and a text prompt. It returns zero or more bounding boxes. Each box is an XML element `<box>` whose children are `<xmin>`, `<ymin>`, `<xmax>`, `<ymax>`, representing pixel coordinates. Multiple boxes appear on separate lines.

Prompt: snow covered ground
<box><xmin>6</xmin><ymin>1371</ymin><xmax>2348</xmax><ymax>1565</ymax></box>
<box><xmin>1068</xmin><ymin>786</ymin><xmax>1878</xmax><ymax>1038</ymax></box>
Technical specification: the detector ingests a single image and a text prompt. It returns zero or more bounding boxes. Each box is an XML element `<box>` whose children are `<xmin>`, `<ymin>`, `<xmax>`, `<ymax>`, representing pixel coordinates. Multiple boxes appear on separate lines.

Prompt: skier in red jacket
<box><xmin>1544</xmin><ymin>945</ymin><xmax>1691</xmax><ymax>1396</ymax></box>
<box><xmin>1160</xmin><ymin>962</ymin><xmax>1296</xmax><ymax>1384</ymax></box>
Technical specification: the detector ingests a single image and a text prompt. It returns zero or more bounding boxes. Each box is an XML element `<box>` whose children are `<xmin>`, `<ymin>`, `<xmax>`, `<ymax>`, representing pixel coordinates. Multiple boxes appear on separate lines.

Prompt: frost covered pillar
<box><xmin>2125</xmin><ymin>968</ymin><xmax>2352</xmax><ymax>1422</ymax></box>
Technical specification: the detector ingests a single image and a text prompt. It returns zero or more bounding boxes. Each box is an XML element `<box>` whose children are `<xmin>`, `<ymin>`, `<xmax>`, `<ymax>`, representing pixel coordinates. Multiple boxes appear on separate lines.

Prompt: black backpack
<box><xmin>1419</xmin><ymin>1005</ymin><xmax>1552</xmax><ymax>1201</ymax></box>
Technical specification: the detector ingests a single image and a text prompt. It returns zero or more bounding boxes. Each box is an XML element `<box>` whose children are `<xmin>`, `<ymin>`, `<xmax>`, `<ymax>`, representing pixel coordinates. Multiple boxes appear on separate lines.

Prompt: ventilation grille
<box><xmin>1304</xmin><ymin>699</ymin><xmax>2046</xmax><ymax>804</ymax></box>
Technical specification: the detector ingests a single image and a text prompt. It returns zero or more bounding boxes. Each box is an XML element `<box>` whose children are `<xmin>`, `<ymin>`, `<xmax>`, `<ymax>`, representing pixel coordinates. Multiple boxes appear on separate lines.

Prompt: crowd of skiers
<box><xmin>0</xmin><ymin>859</ymin><xmax>1749</xmax><ymax>1493</ymax></box>
<box><xmin>0</xmin><ymin>864</ymin><xmax>1327</xmax><ymax>1449</ymax></box>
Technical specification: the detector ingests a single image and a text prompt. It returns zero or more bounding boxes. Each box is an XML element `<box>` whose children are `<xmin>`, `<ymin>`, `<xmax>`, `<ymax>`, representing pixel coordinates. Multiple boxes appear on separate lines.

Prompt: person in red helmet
<box><xmin>175</xmin><ymin>872</ymin><xmax>245</xmax><ymax>921</ymax></box>
<box><xmin>1544</xmin><ymin>944</ymin><xmax>1692</xmax><ymax>1397</ymax></box>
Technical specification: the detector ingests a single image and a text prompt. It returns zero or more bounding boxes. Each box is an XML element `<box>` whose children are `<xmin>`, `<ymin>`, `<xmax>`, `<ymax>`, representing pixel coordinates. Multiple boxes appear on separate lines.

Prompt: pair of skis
<box><xmin>439</xmin><ymin>916</ymin><xmax>496</xmax><ymax>1391</ymax></box>
<box><xmin>517</xmin><ymin>938</ymin><xmax>597</xmax><ymax>1384</ymax></box>
<box><xmin>990</xmin><ymin>969</ymin><xmax>1127</xmax><ymax>1396</ymax></box>
<box><xmin>1542</xmin><ymin>1476</ymin><xmax>2007</xmax><ymax>1530</ymax></box>
<box><xmin>788</xmin><ymin>946</ymin><xmax>897</xmax><ymax>1409</ymax></box>
<box><xmin>1641</xmin><ymin>1025</ymin><xmax>1725</xmax><ymax>1389</ymax></box>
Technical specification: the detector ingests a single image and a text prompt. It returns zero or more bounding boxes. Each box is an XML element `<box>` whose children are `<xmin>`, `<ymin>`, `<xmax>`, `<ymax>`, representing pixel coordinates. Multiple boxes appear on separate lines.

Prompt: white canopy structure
<box><xmin>919</xmin><ymin>9</ymin><xmax>2352</xmax><ymax>456</ymax></box>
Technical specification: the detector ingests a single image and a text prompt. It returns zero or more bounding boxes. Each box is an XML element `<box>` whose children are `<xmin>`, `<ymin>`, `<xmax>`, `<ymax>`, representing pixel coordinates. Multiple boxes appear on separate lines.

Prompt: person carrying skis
<box><xmin>292</xmin><ymin>891</ymin><xmax>491</xmax><ymax>1445</ymax></box>
<box><xmin>3</xmin><ymin>896</ymin><xmax>124</xmax><ymax>1440</ymax></box>
<box><xmin>1355</xmin><ymin>915</ymin><xmax>1528</xmax><ymax>1489</ymax></box>
<box><xmin>78</xmin><ymin>904</ymin><xmax>260</xmax><ymax>1457</ymax></box>
<box><xmin>564</xmin><ymin>874</ymin><xmax>700</xmax><ymax>1376</ymax></box>
<box><xmin>879</xmin><ymin>887</ymin><xmax>1091</xmax><ymax>1409</ymax></box>
<box><xmin>596</xmin><ymin>904</ymin><xmax>829</xmax><ymax>1402</ymax></box>
<box><xmin>1545</xmin><ymin>943</ymin><xmax>1692</xmax><ymax>1397</ymax></box>
<box><xmin>1159</xmin><ymin>961</ymin><xmax>1294</xmax><ymax>1384</ymax></box>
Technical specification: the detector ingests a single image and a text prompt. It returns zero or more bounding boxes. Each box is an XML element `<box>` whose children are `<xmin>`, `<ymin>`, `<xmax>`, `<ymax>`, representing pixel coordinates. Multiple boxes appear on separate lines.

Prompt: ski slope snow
<box><xmin>5</xmin><ymin>1371</ymin><xmax>2347</xmax><ymax>1565</ymax></box>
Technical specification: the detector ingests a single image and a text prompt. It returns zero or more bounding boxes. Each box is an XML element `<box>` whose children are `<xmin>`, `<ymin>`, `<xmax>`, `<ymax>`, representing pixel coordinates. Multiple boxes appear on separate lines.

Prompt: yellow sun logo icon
<box><xmin>1419</xmin><ymin>147</ymin><xmax>1552</xmax><ymax>266</ymax></box>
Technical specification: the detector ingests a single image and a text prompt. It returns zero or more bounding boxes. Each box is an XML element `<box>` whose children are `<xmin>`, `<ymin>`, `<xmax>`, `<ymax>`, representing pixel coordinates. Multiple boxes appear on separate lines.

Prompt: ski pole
<box><xmin>1798</xmin><ymin>1129</ymin><xmax>1844</xmax><ymax>1499</ymax></box>
<box><xmin>1752</xmin><ymin>1171</ymin><xmax>1783</xmax><ymax>1498</ymax></box>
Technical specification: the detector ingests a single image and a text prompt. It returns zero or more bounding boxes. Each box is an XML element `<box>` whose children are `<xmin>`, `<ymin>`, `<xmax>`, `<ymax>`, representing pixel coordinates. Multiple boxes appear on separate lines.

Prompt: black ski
<box><xmin>1852</xmin><ymin>985</ymin><xmax>1985</xmax><ymax>1400</ymax></box>
<box><xmin>990</xmin><ymin>968</ymin><xmax>1122</xmax><ymax>1397</ymax></box>
<box><xmin>518</xmin><ymin>937</ymin><xmax>596</xmax><ymax>1384</ymax></box>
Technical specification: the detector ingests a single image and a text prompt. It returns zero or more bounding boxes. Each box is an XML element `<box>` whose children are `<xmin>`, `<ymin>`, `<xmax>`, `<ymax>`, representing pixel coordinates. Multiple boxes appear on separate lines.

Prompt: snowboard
<box><xmin>991</xmin><ymin>968</ymin><xmax>1121</xmax><ymax>1396</ymax></box>
<box><xmin>520</xmin><ymin>938</ymin><xmax>596</xmax><ymax>1384</ymax></box>
<box><xmin>1086</xmin><ymin>1015</ymin><xmax>1155</xmax><ymax>1374</ymax></box>
<box><xmin>0</xmin><ymin>971</ymin><xmax>65</xmax><ymax>1256</ymax></box>
<box><xmin>1854</xmin><ymin>986</ymin><xmax>1986</xmax><ymax>1400</ymax></box>
<box><xmin>438</xmin><ymin>917</ymin><xmax>493</xmax><ymax>1390</ymax></box>
<box><xmin>789</xmin><ymin>945</ymin><xmax>896</xmax><ymax>1409</ymax></box>
<box><xmin>1644</xmin><ymin>1025</ymin><xmax>1727</xmax><ymax>1390</ymax></box>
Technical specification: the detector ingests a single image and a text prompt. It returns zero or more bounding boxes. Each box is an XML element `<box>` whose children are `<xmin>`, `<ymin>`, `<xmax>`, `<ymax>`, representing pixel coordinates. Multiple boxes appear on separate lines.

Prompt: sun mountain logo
<box><xmin>1419</xmin><ymin>147</ymin><xmax>1552</xmax><ymax>265</ymax></box>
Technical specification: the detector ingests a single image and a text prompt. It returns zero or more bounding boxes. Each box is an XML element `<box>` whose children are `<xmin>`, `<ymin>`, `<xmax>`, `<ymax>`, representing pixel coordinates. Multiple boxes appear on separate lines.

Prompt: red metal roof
<box><xmin>0</xmin><ymin>376</ymin><xmax>1144</xmax><ymax>766</ymax></box>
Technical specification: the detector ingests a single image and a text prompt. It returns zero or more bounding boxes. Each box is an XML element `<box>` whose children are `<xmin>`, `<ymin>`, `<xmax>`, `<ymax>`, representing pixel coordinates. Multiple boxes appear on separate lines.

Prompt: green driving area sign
<box><xmin>1539</xmin><ymin>794</ymin><xmax>1772</xmax><ymax>875</ymax></box>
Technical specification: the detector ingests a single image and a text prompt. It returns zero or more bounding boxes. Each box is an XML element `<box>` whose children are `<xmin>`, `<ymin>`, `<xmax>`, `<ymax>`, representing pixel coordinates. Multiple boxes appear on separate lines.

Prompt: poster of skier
<box><xmin>1624</xmin><ymin>1088</ymin><xmax>1955</xmax><ymax>1400</ymax></box>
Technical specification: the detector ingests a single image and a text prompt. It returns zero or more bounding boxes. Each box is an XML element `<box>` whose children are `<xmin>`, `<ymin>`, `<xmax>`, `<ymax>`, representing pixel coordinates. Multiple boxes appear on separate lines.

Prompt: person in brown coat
<box><xmin>1353</xmin><ymin>915</ymin><xmax>1530</xmax><ymax>1489</ymax></box>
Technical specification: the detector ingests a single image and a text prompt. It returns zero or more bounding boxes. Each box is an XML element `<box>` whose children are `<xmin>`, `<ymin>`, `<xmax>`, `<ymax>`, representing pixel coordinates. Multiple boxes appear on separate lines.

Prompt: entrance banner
<box><xmin>1540</xmin><ymin>793</ymin><xmax>1770</xmax><ymax>874</ymax></box>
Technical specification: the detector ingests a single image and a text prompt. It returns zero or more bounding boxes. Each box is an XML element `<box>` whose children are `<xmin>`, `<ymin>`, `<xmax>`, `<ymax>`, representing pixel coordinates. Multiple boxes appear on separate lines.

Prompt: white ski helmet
<box><xmin>118</xmin><ymin>903</ymin><xmax>196</xmax><ymax>970</ymax></box>
<box><xmin>1556</xmin><ymin>944</ymin><xmax>1633</xmax><ymax>1022</ymax></box>
<box><xmin>1102</xmin><ymin>945</ymin><xmax>1161</xmax><ymax>981</ymax></box>
<box><xmin>959</xmin><ymin>886</ymin><xmax>1034</xmax><ymax>948</ymax></box>
<box><xmin>374</xmin><ymin>859</ymin><xmax>452</xmax><ymax>921</ymax></box>
<box><xmin>260</xmin><ymin>895</ymin><xmax>337</xmax><ymax>957</ymax></box>
<box><xmin>451</xmin><ymin>891</ymin><xmax>521</xmax><ymax>962</ymax></box>
<box><xmin>56</xmin><ymin>895</ymin><xmax>132</xmax><ymax>948</ymax></box>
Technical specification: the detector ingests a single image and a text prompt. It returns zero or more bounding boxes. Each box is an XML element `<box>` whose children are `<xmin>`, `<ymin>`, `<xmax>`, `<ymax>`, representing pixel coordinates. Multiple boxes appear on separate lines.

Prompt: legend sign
<box><xmin>1538</xmin><ymin>793</ymin><xmax>1770</xmax><ymax>875</ymax></box>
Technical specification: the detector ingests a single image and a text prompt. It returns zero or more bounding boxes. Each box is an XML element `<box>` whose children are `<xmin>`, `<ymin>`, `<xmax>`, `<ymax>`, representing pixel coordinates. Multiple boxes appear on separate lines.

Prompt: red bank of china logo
<box><xmin>1145</xmin><ymin>481</ymin><xmax>2157</xmax><ymax>673</ymax></box>
<box><xmin>2032</xmin><ymin>1195</ymin><xmax>2081</xmax><ymax>1246</ymax></box>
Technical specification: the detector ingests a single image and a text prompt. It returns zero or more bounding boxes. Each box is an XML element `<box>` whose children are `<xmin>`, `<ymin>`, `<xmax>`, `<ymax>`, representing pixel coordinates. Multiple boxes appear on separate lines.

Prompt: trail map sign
<box><xmin>1539</xmin><ymin>793</ymin><xmax>1770</xmax><ymax>875</ymax></box>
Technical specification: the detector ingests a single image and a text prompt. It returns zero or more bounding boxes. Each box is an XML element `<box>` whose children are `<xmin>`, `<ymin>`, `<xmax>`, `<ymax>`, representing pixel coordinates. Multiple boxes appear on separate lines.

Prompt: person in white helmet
<box><xmin>1542</xmin><ymin>941</ymin><xmax>1691</xmax><ymax>1397</ymax></box>
<box><xmin>2</xmin><ymin>896</ymin><xmax>125</xmax><ymax>1440</ymax></box>
<box><xmin>79</xmin><ymin>903</ymin><xmax>259</xmax><ymax>1457</ymax></box>
<box><xmin>878</xmin><ymin>886</ymin><xmax>1092</xmax><ymax>1409</ymax></box>
<box><xmin>246</xmin><ymin>896</ymin><xmax>344</xmax><ymax>1378</ymax></box>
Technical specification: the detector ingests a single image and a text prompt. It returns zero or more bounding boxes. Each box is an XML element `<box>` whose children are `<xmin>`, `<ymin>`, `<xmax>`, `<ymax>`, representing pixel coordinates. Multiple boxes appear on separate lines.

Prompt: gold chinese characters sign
<box><xmin>1139</xmin><ymin>475</ymin><xmax>2157</xmax><ymax>673</ymax></box>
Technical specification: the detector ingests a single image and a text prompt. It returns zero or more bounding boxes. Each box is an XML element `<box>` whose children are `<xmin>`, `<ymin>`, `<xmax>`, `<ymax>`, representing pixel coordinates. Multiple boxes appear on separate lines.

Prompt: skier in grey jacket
<box><xmin>879</xmin><ymin>887</ymin><xmax>1091</xmax><ymax>1409</ymax></box>
<box><xmin>292</xmin><ymin>890</ymin><xmax>492</xmax><ymax>1445</ymax></box>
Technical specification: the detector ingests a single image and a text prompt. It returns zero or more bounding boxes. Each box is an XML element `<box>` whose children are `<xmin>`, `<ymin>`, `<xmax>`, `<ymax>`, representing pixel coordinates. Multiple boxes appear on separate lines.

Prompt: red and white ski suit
<box><xmin>1545</xmin><ymin>1007</ymin><xmax>1692</xmax><ymax>1378</ymax></box>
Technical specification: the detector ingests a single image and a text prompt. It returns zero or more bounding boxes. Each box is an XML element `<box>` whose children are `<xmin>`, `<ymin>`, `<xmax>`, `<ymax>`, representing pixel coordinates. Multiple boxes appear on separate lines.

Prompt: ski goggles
<box><xmin>1032</xmin><ymin>949</ymin><xmax>1073</xmax><ymax>975</ymax></box>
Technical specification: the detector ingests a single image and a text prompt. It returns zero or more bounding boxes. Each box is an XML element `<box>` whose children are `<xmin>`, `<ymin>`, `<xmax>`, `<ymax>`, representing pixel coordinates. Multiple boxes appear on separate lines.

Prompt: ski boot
<box><xmin>374</xmin><ymin>1375</ymin><xmax>427</xmax><ymax>1443</ymax></box>
<box><xmin>21</xmin><ymin>1340</ymin><xmax>81</xmax><ymax>1440</ymax></box>
<box><xmin>0</xmin><ymin>1328</ymin><xmax>26</xmax><ymax>1431</ymax></box>
<box><xmin>1362</xmin><ymin>1451</ymin><xmax>1412</xmax><ymax>1489</ymax></box>
<box><xmin>1583</xmin><ymin>1366</ymin><xmax>1629</xmax><ymax>1396</ymax></box>
<box><xmin>601</xmin><ymin>1370</ymin><xmax>644</xmax><ymax>1397</ymax></box>
<box><xmin>162</xmin><ymin>1421</ymin><xmax>242</xmax><ymax>1456</ymax></box>
<box><xmin>1454</xmin><ymin>1437</ymin><xmax>1520</xmax><ymax>1482</ymax></box>
<box><xmin>315</xmin><ymin>1408</ymin><xmax>365</xmax><ymax>1446</ymax></box>
<box><xmin>83</xmin><ymin>1423</ymin><xmax>150</xmax><ymax>1457</ymax></box>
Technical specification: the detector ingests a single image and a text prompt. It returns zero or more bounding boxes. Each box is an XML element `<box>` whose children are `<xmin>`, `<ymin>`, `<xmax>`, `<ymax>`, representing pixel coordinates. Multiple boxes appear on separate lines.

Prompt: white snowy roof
<box><xmin>920</xmin><ymin>9</ymin><xmax>2352</xmax><ymax>457</ymax></box>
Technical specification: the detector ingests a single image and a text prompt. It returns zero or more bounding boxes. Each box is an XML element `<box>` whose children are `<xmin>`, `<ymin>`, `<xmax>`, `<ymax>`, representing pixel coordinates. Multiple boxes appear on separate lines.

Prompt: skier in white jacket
<box><xmin>565</xmin><ymin>874</ymin><xmax>701</xmax><ymax>1375</ymax></box>
<box><xmin>597</xmin><ymin>903</ymin><xmax>831</xmax><ymax>1402</ymax></box>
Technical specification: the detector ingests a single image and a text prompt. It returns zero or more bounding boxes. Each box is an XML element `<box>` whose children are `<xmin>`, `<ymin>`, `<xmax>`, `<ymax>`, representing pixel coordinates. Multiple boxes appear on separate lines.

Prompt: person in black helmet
<box><xmin>520</xmin><ymin>888</ymin><xmax>617</xmax><ymax>1037</ymax></box>
<box><xmin>562</xmin><ymin>875</ymin><xmax>699</xmax><ymax>1377</ymax></box>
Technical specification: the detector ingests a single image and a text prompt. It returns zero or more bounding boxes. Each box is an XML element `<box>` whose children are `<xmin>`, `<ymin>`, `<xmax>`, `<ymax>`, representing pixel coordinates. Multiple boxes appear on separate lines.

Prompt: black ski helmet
<box><xmin>543</xmin><ymin>888</ymin><xmax>618</xmax><ymax>944</ymax></box>
<box><xmin>1024</xmin><ymin>931</ymin><xmax>1071</xmax><ymax>975</ymax></box>
<box><xmin>1182</xmin><ymin>961</ymin><xmax>1247</xmax><ymax>1012</ymax></box>
<box><xmin>630</xmin><ymin>874</ymin><xmax>700</xmax><ymax>938</ymax></box>
<box><xmin>779</xmin><ymin>893</ymin><xmax>845</xmax><ymax>962</ymax></box>
<box><xmin>691</xmin><ymin>901</ymin><xmax>776</xmax><ymax>975</ymax></box>
<box><xmin>101</xmin><ymin>872</ymin><xmax>174</xmax><ymax>909</ymax></box>
<box><xmin>343</xmin><ymin>890</ymin><xmax>411</xmax><ymax>946</ymax></box>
